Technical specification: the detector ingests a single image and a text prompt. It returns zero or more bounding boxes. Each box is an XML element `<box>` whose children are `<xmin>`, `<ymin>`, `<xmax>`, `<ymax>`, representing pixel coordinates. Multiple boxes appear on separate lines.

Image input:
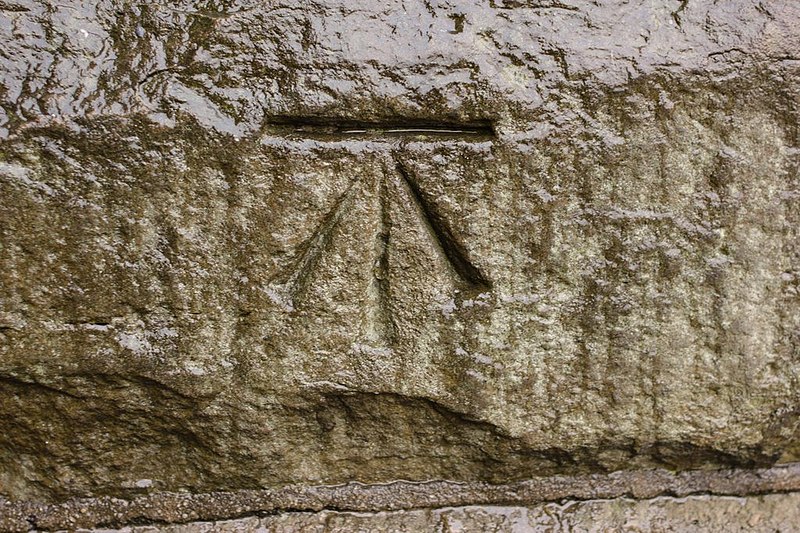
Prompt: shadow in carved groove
<box><xmin>394</xmin><ymin>160</ymin><xmax>491</xmax><ymax>291</ymax></box>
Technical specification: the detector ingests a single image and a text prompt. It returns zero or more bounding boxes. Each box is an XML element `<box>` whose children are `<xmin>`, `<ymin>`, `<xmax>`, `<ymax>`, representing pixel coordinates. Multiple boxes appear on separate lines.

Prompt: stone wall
<box><xmin>1</xmin><ymin>0</ymin><xmax>798</xmax><ymax>529</ymax></box>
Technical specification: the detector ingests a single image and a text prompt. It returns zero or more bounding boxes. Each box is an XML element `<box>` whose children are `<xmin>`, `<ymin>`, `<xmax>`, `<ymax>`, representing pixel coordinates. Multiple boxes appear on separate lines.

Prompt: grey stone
<box><xmin>0</xmin><ymin>0</ymin><xmax>799</xmax><ymax>503</ymax></box>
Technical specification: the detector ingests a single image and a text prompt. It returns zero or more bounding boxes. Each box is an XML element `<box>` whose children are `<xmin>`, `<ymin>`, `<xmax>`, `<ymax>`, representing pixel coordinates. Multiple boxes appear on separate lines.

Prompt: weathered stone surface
<box><xmin>1</xmin><ymin>0</ymin><xmax>799</xmax><ymax>502</ymax></box>
<box><xmin>89</xmin><ymin>493</ymin><xmax>800</xmax><ymax>533</ymax></box>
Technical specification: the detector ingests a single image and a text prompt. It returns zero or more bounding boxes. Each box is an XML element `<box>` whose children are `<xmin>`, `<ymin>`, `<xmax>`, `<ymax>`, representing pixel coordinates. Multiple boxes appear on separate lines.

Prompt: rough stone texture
<box><xmin>85</xmin><ymin>493</ymin><xmax>800</xmax><ymax>533</ymax></box>
<box><xmin>1</xmin><ymin>0</ymin><xmax>799</xmax><ymax>503</ymax></box>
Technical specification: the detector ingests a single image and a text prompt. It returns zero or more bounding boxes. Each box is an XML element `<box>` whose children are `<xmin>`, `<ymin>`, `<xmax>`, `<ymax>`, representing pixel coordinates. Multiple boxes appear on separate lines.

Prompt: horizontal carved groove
<box><xmin>491</xmin><ymin>0</ymin><xmax>579</xmax><ymax>10</ymax></box>
<box><xmin>266</xmin><ymin>116</ymin><xmax>496</xmax><ymax>138</ymax></box>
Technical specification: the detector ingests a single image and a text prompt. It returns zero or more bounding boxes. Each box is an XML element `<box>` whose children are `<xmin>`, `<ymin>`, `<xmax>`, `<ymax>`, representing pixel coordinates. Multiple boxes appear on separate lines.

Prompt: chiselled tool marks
<box><xmin>270</xmin><ymin>180</ymin><xmax>359</xmax><ymax>304</ymax></box>
<box><xmin>369</xmin><ymin>168</ymin><xmax>396</xmax><ymax>345</ymax></box>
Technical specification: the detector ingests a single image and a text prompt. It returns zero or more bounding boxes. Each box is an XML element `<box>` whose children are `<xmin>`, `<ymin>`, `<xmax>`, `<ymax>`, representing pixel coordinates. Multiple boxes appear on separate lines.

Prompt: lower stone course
<box><xmin>94</xmin><ymin>493</ymin><xmax>800</xmax><ymax>532</ymax></box>
<box><xmin>2</xmin><ymin>464</ymin><xmax>800</xmax><ymax>531</ymax></box>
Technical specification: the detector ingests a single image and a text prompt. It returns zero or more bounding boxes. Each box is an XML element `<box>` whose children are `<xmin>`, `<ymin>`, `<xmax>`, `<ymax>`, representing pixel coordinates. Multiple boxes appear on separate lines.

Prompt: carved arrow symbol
<box><xmin>268</xmin><ymin>119</ymin><xmax>494</xmax><ymax>346</ymax></box>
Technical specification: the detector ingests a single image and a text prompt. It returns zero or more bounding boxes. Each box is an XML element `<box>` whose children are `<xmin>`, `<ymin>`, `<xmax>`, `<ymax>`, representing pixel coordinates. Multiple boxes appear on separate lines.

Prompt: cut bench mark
<box><xmin>268</xmin><ymin>117</ymin><xmax>495</xmax><ymax>346</ymax></box>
